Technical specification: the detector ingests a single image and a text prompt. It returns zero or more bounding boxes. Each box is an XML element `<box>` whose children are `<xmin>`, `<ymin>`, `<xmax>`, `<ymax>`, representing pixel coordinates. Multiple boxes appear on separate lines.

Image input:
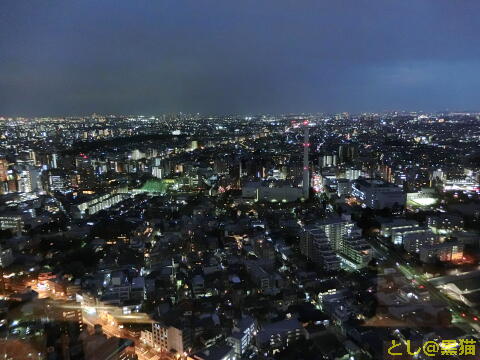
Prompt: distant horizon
<box><xmin>2</xmin><ymin>109</ymin><xmax>480</xmax><ymax>119</ymax></box>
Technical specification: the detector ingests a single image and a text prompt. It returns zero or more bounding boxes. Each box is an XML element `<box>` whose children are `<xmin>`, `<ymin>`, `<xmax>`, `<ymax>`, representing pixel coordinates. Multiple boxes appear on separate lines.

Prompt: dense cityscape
<box><xmin>3</xmin><ymin>0</ymin><xmax>480</xmax><ymax>359</ymax></box>
<box><xmin>1</xmin><ymin>112</ymin><xmax>480</xmax><ymax>359</ymax></box>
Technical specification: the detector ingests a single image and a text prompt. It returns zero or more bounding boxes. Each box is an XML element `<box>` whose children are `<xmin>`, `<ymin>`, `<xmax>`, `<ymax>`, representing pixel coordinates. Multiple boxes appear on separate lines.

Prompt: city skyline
<box><xmin>2</xmin><ymin>2</ymin><xmax>480</xmax><ymax>360</ymax></box>
<box><xmin>3</xmin><ymin>109</ymin><xmax>480</xmax><ymax>119</ymax></box>
<box><xmin>2</xmin><ymin>112</ymin><xmax>480</xmax><ymax>360</ymax></box>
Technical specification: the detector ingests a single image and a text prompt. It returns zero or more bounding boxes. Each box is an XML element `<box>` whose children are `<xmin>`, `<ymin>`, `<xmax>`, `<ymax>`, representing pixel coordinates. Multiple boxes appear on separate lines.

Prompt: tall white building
<box><xmin>300</xmin><ymin>225</ymin><xmax>340</xmax><ymax>271</ymax></box>
<box><xmin>345</xmin><ymin>168</ymin><xmax>362</xmax><ymax>181</ymax></box>
<box><xmin>316</xmin><ymin>216</ymin><xmax>357</xmax><ymax>252</ymax></box>
<box><xmin>18</xmin><ymin>170</ymin><xmax>32</xmax><ymax>193</ymax></box>
<box><xmin>51</xmin><ymin>153</ymin><xmax>58</xmax><ymax>169</ymax></box>
<box><xmin>152</xmin><ymin>166</ymin><xmax>164</xmax><ymax>179</ymax></box>
<box><xmin>301</xmin><ymin>216</ymin><xmax>371</xmax><ymax>270</ymax></box>
<box><xmin>152</xmin><ymin>322</ymin><xmax>192</xmax><ymax>354</ymax></box>
<box><xmin>48</xmin><ymin>174</ymin><xmax>67</xmax><ymax>193</ymax></box>
<box><xmin>321</xmin><ymin>154</ymin><xmax>337</xmax><ymax>168</ymax></box>
<box><xmin>227</xmin><ymin>316</ymin><xmax>255</xmax><ymax>358</ymax></box>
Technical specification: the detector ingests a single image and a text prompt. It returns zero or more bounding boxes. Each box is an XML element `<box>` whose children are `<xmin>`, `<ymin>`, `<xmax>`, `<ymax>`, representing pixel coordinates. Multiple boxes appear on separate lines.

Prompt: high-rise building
<box><xmin>339</xmin><ymin>237</ymin><xmax>372</xmax><ymax>269</ymax></box>
<box><xmin>51</xmin><ymin>153</ymin><xmax>59</xmax><ymax>169</ymax></box>
<box><xmin>28</xmin><ymin>150</ymin><xmax>37</xmax><ymax>165</ymax></box>
<box><xmin>227</xmin><ymin>316</ymin><xmax>256</xmax><ymax>358</ymax></box>
<box><xmin>345</xmin><ymin>168</ymin><xmax>362</xmax><ymax>181</ymax></box>
<box><xmin>18</xmin><ymin>170</ymin><xmax>32</xmax><ymax>193</ymax></box>
<box><xmin>338</xmin><ymin>144</ymin><xmax>357</xmax><ymax>164</ymax></box>
<box><xmin>378</xmin><ymin>164</ymin><xmax>393</xmax><ymax>183</ymax></box>
<box><xmin>29</xmin><ymin>167</ymin><xmax>41</xmax><ymax>192</ymax></box>
<box><xmin>152</xmin><ymin>321</ymin><xmax>192</xmax><ymax>354</ymax></box>
<box><xmin>320</xmin><ymin>154</ymin><xmax>337</xmax><ymax>168</ymax></box>
<box><xmin>301</xmin><ymin>225</ymin><xmax>340</xmax><ymax>271</ymax></box>
<box><xmin>0</xmin><ymin>245</ymin><xmax>14</xmax><ymax>268</ymax></box>
<box><xmin>7</xmin><ymin>177</ymin><xmax>17</xmax><ymax>193</ymax></box>
<box><xmin>152</xmin><ymin>166</ymin><xmax>163</xmax><ymax>179</ymax></box>
<box><xmin>315</xmin><ymin>216</ymin><xmax>356</xmax><ymax>252</ymax></box>
<box><xmin>48</xmin><ymin>174</ymin><xmax>67</xmax><ymax>193</ymax></box>
<box><xmin>0</xmin><ymin>215</ymin><xmax>23</xmax><ymax>236</ymax></box>
<box><xmin>302</xmin><ymin>216</ymin><xmax>371</xmax><ymax>270</ymax></box>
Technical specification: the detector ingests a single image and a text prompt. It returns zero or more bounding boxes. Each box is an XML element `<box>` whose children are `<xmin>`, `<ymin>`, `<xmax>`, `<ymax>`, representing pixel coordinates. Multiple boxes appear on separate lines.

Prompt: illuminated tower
<box><xmin>302</xmin><ymin>120</ymin><xmax>310</xmax><ymax>199</ymax></box>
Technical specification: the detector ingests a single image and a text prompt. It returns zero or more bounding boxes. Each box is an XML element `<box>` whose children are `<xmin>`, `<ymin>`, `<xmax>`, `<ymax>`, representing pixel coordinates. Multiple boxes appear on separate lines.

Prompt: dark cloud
<box><xmin>1</xmin><ymin>0</ymin><xmax>479</xmax><ymax>115</ymax></box>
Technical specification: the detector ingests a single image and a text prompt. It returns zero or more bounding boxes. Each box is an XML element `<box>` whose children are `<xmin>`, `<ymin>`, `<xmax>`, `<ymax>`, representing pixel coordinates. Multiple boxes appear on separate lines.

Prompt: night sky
<box><xmin>1</xmin><ymin>0</ymin><xmax>480</xmax><ymax>116</ymax></box>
